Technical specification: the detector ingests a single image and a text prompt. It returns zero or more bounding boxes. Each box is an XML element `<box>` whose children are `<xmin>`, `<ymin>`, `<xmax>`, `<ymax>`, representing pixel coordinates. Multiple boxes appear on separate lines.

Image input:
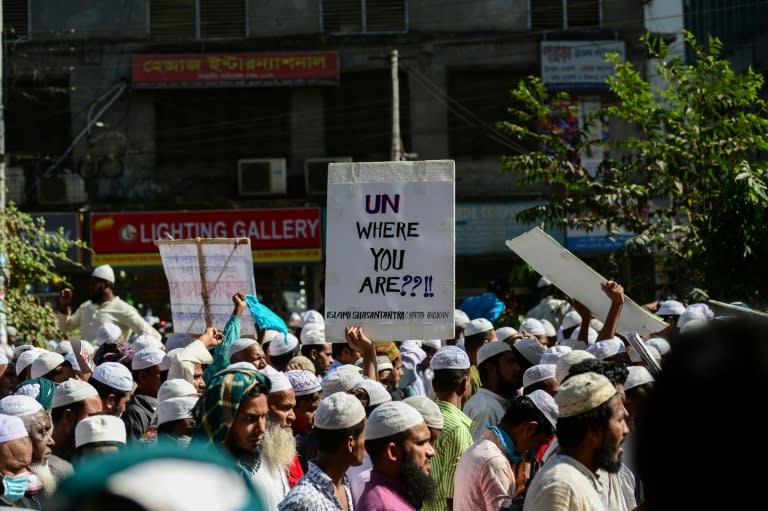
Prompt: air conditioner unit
<box><xmin>304</xmin><ymin>156</ymin><xmax>352</xmax><ymax>195</ymax></box>
<box><xmin>36</xmin><ymin>173</ymin><xmax>88</xmax><ymax>205</ymax></box>
<box><xmin>6</xmin><ymin>166</ymin><xmax>26</xmax><ymax>205</ymax></box>
<box><xmin>237</xmin><ymin>158</ymin><xmax>287</xmax><ymax>196</ymax></box>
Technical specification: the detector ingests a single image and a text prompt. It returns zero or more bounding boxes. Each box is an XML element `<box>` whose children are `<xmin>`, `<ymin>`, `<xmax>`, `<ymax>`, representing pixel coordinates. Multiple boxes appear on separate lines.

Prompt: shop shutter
<box><xmin>150</xmin><ymin>0</ymin><xmax>196</xmax><ymax>40</ymax></box>
<box><xmin>323</xmin><ymin>0</ymin><xmax>406</xmax><ymax>33</ymax></box>
<box><xmin>567</xmin><ymin>0</ymin><xmax>600</xmax><ymax>27</ymax></box>
<box><xmin>200</xmin><ymin>0</ymin><xmax>246</xmax><ymax>39</ymax></box>
<box><xmin>366</xmin><ymin>0</ymin><xmax>407</xmax><ymax>32</ymax></box>
<box><xmin>531</xmin><ymin>0</ymin><xmax>564</xmax><ymax>30</ymax></box>
<box><xmin>323</xmin><ymin>0</ymin><xmax>363</xmax><ymax>33</ymax></box>
<box><xmin>3</xmin><ymin>0</ymin><xmax>28</xmax><ymax>39</ymax></box>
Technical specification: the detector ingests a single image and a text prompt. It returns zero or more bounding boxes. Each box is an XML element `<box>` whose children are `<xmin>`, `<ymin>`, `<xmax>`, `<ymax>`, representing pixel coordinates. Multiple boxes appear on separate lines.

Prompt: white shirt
<box><xmin>463</xmin><ymin>388</ymin><xmax>509</xmax><ymax>442</ymax></box>
<box><xmin>58</xmin><ymin>296</ymin><xmax>160</xmax><ymax>342</ymax></box>
<box><xmin>251</xmin><ymin>458</ymin><xmax>291</xmax><ymax>510</ymax></box>
<box><xmin>523</xmin><ymin>454</ymin><xmax>606</xmax><ymax>511</ymax></box>
<box><xmin>347</xmin><ymin>451</ymin><xmax>373</xmax><ymax>507</ymax></box>
<box><xmin>453</xmin><ymin>434</ymin><xmax>515</xmax><ymax>511</ymax></box>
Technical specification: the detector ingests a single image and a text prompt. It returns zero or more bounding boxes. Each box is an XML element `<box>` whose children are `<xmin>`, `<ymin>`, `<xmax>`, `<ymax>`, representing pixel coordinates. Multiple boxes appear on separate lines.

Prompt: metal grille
<box><xmin>367</xmin><ymin>0</ymin><xmax>406</xmax><ymax>32</ymax></box>
<box><xmin>531</xmin><ymin>0</ymin><xmax>564</xmax><ymax>30</ymax></box>
<box><xmin>567</xmin><ymin>0</ymin><xmax>600</xmax><ymax>28</ymax></box>
<box><xmin>150</xmin><ymin>0</ymin><xmax>196</xmax><ymax>40</ymax></box>
<box><xmin>323</xmin><ymin>0</ymin><xmax>406</xmax><ymax>33</ymax></box>
<box><xmin>200</xmin><ymin>0</ymin><xmax>246</xmax><ymax>39</ymax></box>
<box><xmin>3</xmin><ymin>0</ymin><xmax>28</xmax><ymax>39</ymax></box>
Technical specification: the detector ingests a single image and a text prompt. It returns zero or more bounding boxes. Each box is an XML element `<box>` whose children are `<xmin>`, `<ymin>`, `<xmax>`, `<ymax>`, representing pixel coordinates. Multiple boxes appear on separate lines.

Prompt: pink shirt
<box><xmin>357</xmin><ymin>470</ymin><xmax>418</xmax><ymax>511</ymax></box>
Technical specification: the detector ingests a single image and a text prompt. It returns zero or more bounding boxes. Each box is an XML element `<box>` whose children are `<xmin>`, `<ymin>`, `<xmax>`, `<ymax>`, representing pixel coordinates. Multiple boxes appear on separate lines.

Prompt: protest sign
<box><xmin>506</xmin><ymin>227</ymin><xmax>666</xmax><ymax>337</ymax></box>
<box><xmin>325</xmin><ymin>160</ymin><xmax>455</xmax><ymax>341</ymax></box>
<box><xmin>156</xmin><ymin>238</ymin><xmax>257</xmax><ymax>336</ymax></box>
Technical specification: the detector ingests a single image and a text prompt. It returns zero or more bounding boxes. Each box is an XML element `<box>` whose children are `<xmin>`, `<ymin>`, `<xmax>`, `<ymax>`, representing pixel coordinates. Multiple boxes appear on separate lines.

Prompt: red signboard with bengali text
<box><xmin>90</xmin><ymin>209</ymin><xmax>322</xmax><ymax>266</ymax></box>
<box><xmin>132</xmin><ymin>52</ymin><xmax>338</xmax><ymax>87</ymax></box>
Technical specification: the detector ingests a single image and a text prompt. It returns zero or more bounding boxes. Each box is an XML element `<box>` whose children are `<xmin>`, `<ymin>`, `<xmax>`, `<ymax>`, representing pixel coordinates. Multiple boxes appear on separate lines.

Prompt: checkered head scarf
<box><xmin>193</xmin><ymin>367</ymin><xmax>271</xmax><ymax>446</ymax></box>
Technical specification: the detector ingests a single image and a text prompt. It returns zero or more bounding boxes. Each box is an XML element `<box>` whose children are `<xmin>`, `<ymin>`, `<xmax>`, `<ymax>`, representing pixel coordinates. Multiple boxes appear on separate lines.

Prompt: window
<box><xmin>323</xmin><ymin>0</ymin><xmax>407</xmax><ymax>33</ymax></box>
<box><xmin>151</xmin><ymin>0</ymin><xmax>245</xmax><ymax>40</ymax></box>
<box><xmin>530</xmin><ymin>0</ymin><xmax>600</xmax><ymax>31</ymax></box>
<box><xmin>3</xmin><ymin>0</ymin><xmax>28</xmax><ymax>39</ymax></box>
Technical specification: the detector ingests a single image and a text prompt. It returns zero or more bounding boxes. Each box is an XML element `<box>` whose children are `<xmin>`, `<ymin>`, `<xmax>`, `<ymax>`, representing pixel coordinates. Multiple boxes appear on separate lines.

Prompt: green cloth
<box><xmin>14</xmin><ymin>377</ymin><xmax>55</xmax><ymax>410</ymax></box>
<box><xmin>203</xmin><ymin>314</ymin><xmax>241</xmax><ymax>384</ymax></box>
<box><xmin>469</xmin><ymin>364</ymin><xmax>482</xmax><ymax>398</ymax></box>
<box><xmin>193</xmin><ymin>366</ymin><xmax>270</xmax><ymax>447</ymax></box>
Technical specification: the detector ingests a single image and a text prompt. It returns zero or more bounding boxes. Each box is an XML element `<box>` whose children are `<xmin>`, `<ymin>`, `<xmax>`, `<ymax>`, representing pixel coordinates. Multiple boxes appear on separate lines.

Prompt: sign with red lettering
<box><xmin>132</xmin><ymin>52</ymin><xmax>339</xmax><ymax>87</ymax></box>
<box><xmin>91</xmin><ymin>208</ymin><xmax>322</xmax><ymax>266</ymax></box>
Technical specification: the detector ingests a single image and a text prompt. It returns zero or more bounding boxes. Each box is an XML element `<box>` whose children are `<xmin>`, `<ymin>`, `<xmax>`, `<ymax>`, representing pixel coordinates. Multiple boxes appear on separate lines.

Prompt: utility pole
<box><xmin>390</xmin><ymin>49</ymin><xmax>403</xmax><ymax>162</ymax></box>
<box><xmin>0</xmin><ymin>0</ymin><xmax>7</xmax><ymax>347</ymax></box>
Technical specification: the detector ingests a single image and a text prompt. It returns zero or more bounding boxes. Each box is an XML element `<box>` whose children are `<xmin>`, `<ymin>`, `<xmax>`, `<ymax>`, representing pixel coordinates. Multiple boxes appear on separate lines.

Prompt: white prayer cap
<box><xmin>537</xmin><ymin>276</ymin><xmax>552</xmax><ymax>288</ymax></box>
<box><xmin>288</xmin><ymin>312</ymin><xmax>302</xmax><ymax>328</ymax></box>
<box><xmin>625</xmin><ymin>366</ymin><xmax>655</xmax><ymax>391</ymax></box>
<box><xmin>376</xmin><ymin>356</ymin><xmax>394</xmax><ymax>372</ymax></box>
<box><xmin>561</xmin><ymin>310</ymin><xmax>582</xmax><ymax>331</ymax></box>
<box><xmin>158</xmin><ymin>379</ymin><xmax>198</xmax><ymax>403</ymax></box>
<box><xmin>0</xmin><ymin>414</ymin><xmax>28</xmax><ymax>443</ymax></box>
<box><xmin>64</xmin><ymin>352</ymin><xmax>81</xmax><ymax>372</ymax></box>
<box><xmin>645</xmin><ymin>345</ymin><xmax>662</xmax><ymax>365</ymax></box>
<box><xmin>165</xmin><ymin>333</ymin><xmax>195</xmax><ymax>351</ymax></box>
<box><xmin>0</xmin><ymin>395</ymin><xmax>43</xmax><ymax>417</ymax></box>
<box><xmin>528</xmin><ymin>389</ymin><xmax>559</xmax><ymax>428</ymax></box>
<box><xmin>300</xmin><ymin>310</ymin><xmax>324</xmax><ymax>329</ymax></box>
<box><xmin>160</xmin><ymin>352</ymin><xmax>173</xmax><ymax>372</ymax></box>
<box><xmin>587</xmin><ymin>339</ymin><xmax>627</xmax><ymax>360</ymax></box>
<box><xmin>262</xmin><ymin>366</ymin><xmax>293</xmax><ymax>393</ymax></box>
<box><xmin>230</xmin><ymin>338</ymin><xmax>258</xmax><ymax>357</ymax></box>
<box><xmin>157</xmin><ymin>396</ymin><xmax>198</xmax><ymax>426</ymax></box>
<box><xmin>287</xmin><ymin>356</ymin><xmax>316</xmax><ymax>374</ymax></box>
<box><xmin>677</xmin><ymin>307</ymin><xmax>708</xmax><ymax>330</ymax></box>
<box><xmin>132</xmin><ymin>334</ymin><xmax>164</xmax><ymax>352</ymax></box>
<box><xmin>53</xmin><ymin>379</ymin><xmax>99</xmax><ymax>409</ymax></box>
<box><xmin>93</xmin><ymin>362</ymin><xmax>134</xmax><ymax>392</ymax></box>
<box><xmin>555</xmin><ymin>350</ymin><xmax>596</xmax><ymax>384</ymax></box>
<box><xmin>511</xmin><ymin>338</ymin><xmax>545</xmax><ymax>365</ymax></box>
<box><xmin>365</xmin><ymin>401</ymin><xmax>424</xmax><ymax>440</ymax></box>
<box><xmin>540</xmin><ymin>319</ymin><xmax>557</xmax><ymax>338</ymax></box>
<box><xmin>477</xmin><ymin>341</ymin><xmax>511</xmax><ymax>366</ymax></box>
<box><xmin>646</xmin><ymin>337</ymin><xmax>671</xmax><ymax>355</ymax></box>
<box><xmin>30</xmin><ymin>351</ymin><xmax>65</xmax><ymax>379</ymax></box>
<box><xmin>228</xmin><ymin>362</ymin><xmax>257</xmax><ymax>371</ymax></box>
<box><xmin>559</xmin><ymin>338</ymin><xmax>588</xmax><ymax>351</ymax></box>
<box><xmin>13</xmin><ymin>344</ymin><xmax>36</xmax><ymax>358</ymax></box>
<box><xmin>570</xmin><ymin>326</ymin><xmax>598</xmax><ymax>344</ymax></box>
<box><xmin>680</xmin><ymin>319</ymin><xmax>707</xmax><ymax>334</ymax></box>
<box><xmin>55</xmin><ymin>340</ymin><xmax>73</xmax><ymax>354</ymax></box>
<box><xmin>556</xmin><ymin>372</ymin><xmax>616</xmax><ymax>418</ymax></box>
<box><xmin>353</xmin><ymin>378</ymin><xmax>391</xmax><ymax>407</ymax></box>
<box><xmin>91</xmin><ymin>264</ymin><xmax>115</xmax><ymax>283</ymax></box>
<box><xmin>686</xmin><ymin>302</ymin><xmax>714</xmax><ymax>319</ymax></box>
<box><xmin>430</xmin><ymin>346</ymin><xmax>470</xmax><ymax>371</ymax></box>
<box><xmin>494</xmin><ymin>327</ymin><xmax>518</xmax><ymax>343</ymax></box>
<box><xmin>300</xmin><ymin>322</ymin><xmax>324</xmax><ymax>340</ymax></box>
<box><xmin>464</xmin><ymin>318</ymin><xmax>494</xmax><ymax>337</ymax></box>
<box><xmin>132</xmin><ymin>347</ymin><xmax>166</xmax><ymax>371</ymax></box>
<box><xmin>321</xmin><ymin>369</ymin><xmax>363</xmax><ymax>398</ymax></box>
<box><xmin>454</xmin><ymin>309</ymin><xmax>470</xmax><ymax>329</ymax></box>
<box><xmin>96</xmin><ymin>323</ymin><xmax>123</xmax><ymax>346</ymax></box>
<box><xmin>337</xmin><ymin>363</ymin><xmax>363</xmax><ymax>375</ymax></box>
<box><xmin>423</xmin><ymin>339</ymin><xmax>442</xmax><ymax>350</ymax></box>
<box><xmin>403</xmin><ymin>396</ymin><xmax>443</xmax><ymax>430</ymax></box>
<box><xmin>285</xmin><ymin>370</ymin><xmax>321</xmax><ymax>397</ymax></box>
<box><xmin>269</xmin><ymin>333</ymin><xmax>299</xmax><ymax>357</ymax></box>
<box><xmin>520</xmin><ymin>318</ymin><xmax>546</xmax><ymax>337</ymax></box>
<box><xmin>315</xmin><ymin>392</ymin><xmax>366</xmax><ymax>430</ymax></box>
<box><xmin>261</xmin><ymin>329</ymin><xmax>285</xmax><ymax>347</ymax></box>
<box><xmin>300</xmin><ymin>328</ymin><xmax>328</xmax><ymax>346</ymax></box>
<box><xmin>523</xmin><ymin>364</ymin><xmax>557</xmax><ymax>388</ymax></box>
<box><xmin>16</xmin><ymin>348</ymin><xmax>44</xmax><ymax>375</ymax></box>
<box><xmin>540</xmin><ymin>345</ymin><xmax>572</xmax><ymax>365</ymax></box>
<box><xmin>6</xmin><ymin>326</ymin><xmax>17</xmax><ymax>336</ymax></box>
<box><xmin>657</xmin><ymin>299</ymin><xmax>685</xmax><ymax>317</ymax></box>
<box><xmin>75</xmin><ymin>415</ymin><xmax>126</xmax><ymax>447</ymax></box>
<box><xmin>590</xmin><ymin>318</ymin><xmax>604</xmax><ymax>332</ymax></box>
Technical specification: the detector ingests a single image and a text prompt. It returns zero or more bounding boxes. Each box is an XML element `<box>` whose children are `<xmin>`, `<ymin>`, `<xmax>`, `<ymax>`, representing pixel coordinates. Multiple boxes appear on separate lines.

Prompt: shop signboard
<box><xmin>541</xmin><ymin>41</ymin><xmax>625</xmax><ymax>91</ymax></box>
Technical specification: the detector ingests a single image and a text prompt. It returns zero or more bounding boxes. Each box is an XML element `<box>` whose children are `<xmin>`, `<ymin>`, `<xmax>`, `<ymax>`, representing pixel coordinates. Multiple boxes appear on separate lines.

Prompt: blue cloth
<box><xmin>278</xmin><ymin>461</ymin><xmax>351</xmax><ymax>511</ymax></box>
<box><xmin>203</xmin><ymin>314</ymin><xmax>240</xmax><ymax>384</ymax></box>
<box><xmin>245</xmin><ymin>295</ymin><xmax>288</xmax><ymax>334</ymax></box>
<box><xmin>459</xmin><ymin>292</ymin><xmax>505</xmax><ymax>322</ymax></box>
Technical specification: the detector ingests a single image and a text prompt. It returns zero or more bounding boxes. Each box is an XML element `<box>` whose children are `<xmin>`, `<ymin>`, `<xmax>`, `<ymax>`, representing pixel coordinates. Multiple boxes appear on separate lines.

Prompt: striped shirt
<box><xmin>423</xmin><ymin>400</ymin><xmax>474</xmax><ymax>511</ymax></box>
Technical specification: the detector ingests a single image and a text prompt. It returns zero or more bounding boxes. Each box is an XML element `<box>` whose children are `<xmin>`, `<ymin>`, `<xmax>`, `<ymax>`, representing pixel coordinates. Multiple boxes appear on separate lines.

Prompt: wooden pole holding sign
<box><xmin>156</xmin><ymin>237</ymin><xmax>256</xmax><ymax>337</ymax></box>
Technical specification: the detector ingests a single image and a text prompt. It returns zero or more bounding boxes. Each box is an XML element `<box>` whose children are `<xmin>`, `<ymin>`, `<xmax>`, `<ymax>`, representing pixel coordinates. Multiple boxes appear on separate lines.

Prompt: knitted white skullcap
<box><xmin>96</xmin><ymin>323</ymin><xmax>123</xmax><ymax>346</ymax></box>
<box><xmin>494</xmin><ymin>327</ymin><xmax>518</xmax><ymax>343</ymax></box>
<box><xmin>262</xmin><ymin>366</ymin><xmax>293</xmax><ymax>393</ymax></box>
<box><xmin>285</xmin><ymin>370</ymin><xmax>321</xmax><ymax>397</ymax></box>
<box><xmin>52</xmin><ymin>379</ymin><xmax>99</xmax><ymax>409</ymax></box>
<box><xmin>365</xmin><ymin>401</ymin><xmax>424</xmax><ymax>440</ymax></box>
<box><xmin>131</xmin><ymin>334</ymin><xmax>164</xmax><ymax>352</ymax></box>
<box><xmin>55</xmin><ymin>340</ymin><xmax>73</xmax><ymax>355</ymax></box>
<box><xmin>75</xmin><ymin>415</ymin><xmax>126</xmax><ymax>447</ymax></box>
<box><xmin>314</xmin><ymin>392</ymin><xmax>365</xmax><ymax>430</ymax></box>
<box><xmin>422</xmin><ymin>339</ymin><xmax>442</xmax><ymax>350</ymax></box>
<box><xmin>523</xmin><ymin>364</ymin><xmax>557</xmax><ymax>388</ymax></box>
<box><xmin>520</xmin><ymin>318</ymin><xmax>546</xmax><ymax>337</ymax></box>
<box><xmin>625</xmin><ymin>365</ymin><xmax>655</xmax><ymax>391</ymax></box>
<box><xmin>300</xmin><ymin>310</ymin><xmax>324</xmax><ymax>329</ymax></box>
<box><xmin>561</xmin><ymin>310</ymin><xmax>582</xmax><ymax>331</ymax></box>
<box><xmin>477</xmin><ymin>341</ymin><xmax>511</xmax><ymax>366</ymax></box>
<box><xmin>376</xmin><ymin>356</ymin><xmax>394</xmax><ymax>372</ymax></box>
<box><xmin>299</xmin><ymin>323</ymin><xmax>325</xmax><ymax>343</ymax></box>
<box><xmin>403</xmin><ymin>396</ymin><xmax>444</xmax><ymax>430</ymax></box>
<box><xmin>555</xmin><ymin>350</ymin><xmax>596</xmax><ymax>384</ymax></box>
<box><xmin>559</xmin><ymin>338</ymin><xmax>588</xmax><ymax>351</ymax></box>
<box><xmin>0</xmin><ymin>414</ymin><xmax>28</xmax><ymax>443</ymax></box>
<box><xmin>30</xmin><ymin>351</ymin><xmax>65</xmax><ymax>379</ymax></box>
<box><xmin>511</xmin><ymin>338</ymin><xmax>545</xmax><ymax>365</ymax></box>
<box><xmin>540</xmin><ymin>345</ymin><xmax>572</xmax><ymax>365</ymax></box>
<box><xmin>269</xmin><ymin>333</ymin><xmax>299</xmax><ymax>357</ymax></box>
<box><xmin>132</xmin><ymin>347</ymin><xmax>166</xmax><ymax>371</ymax></box>
<box><xmin>230</xmin><ymin>338</ymin><xmax>258</xmax><ymax>357</ymax></box>
<box><xmin>657</xmin><ymin>299</ymin><xmax>685</xmax><ymax>317</ymax></box>
<box><xmin>587</xmin><ymin>339</ymin><xmax>627</xmax><ymax>360</ymax></box>
<box><xmin>91</xmin><ymin>264</ymin><xmax>115</xmax><ymax>283</ymax></box>
<box><xmin>0</xmin><ymin>395</ymin><xmax>43</xmax><ymax>417</ymax></box>
<box><xmin>64</xmin><ymin>352</ymin><xmax>81</xmax><ymax>372</ymax></box>
<box><xmin>321</xmin><ymin>369</ymin><xmax>363</xmax><ymax>398</ymax></box>
<box><xmin>430</xmin><ymin>346</ymin><xmax>470</xmax><ymax>371</ymax></box>
<box><xmin>570</xmin><ymin>326</ymin><xmax>598</xmax><ymax>344</ymax></box>
<box><xmin>227</xmin><ymin>362</ymin><xmax>257</xmax><ymax>371</ymax></box>
<box><xmin>157</xmin><ymin>396</ymin><xmax>198</xmax><ymax>426</ymax></box>
<box><xmin>454</xmin><ymin>309</ymin><xmax>470</xmax><ymax>329</ymax></box>
<box><xmin>261</xmin><ymin>329</ymin><xmax>285</xmax><ymax>347</ymax></box>
<box><xmin>646</xmin><ymin>337</ymin><xmax>671</xmax><ymax>355</ymax></box>
<box><xmin>528</xmin><ymin>389</ymin><xmax>559</xmax><ymax>428</ymax></box>
<box><xmin>300</xmin><ymin>328</ymin><xmax>328</xmax><ymax>346</ymax></box>
<box><xmin>13</xmin><ymin>344</ymin><xmax>36</xmax><ymax>358</ymax></box>
<box><xmin>353</xmin><ymin>378</ymin><xmax>391</xmax><ymax>407</ymax></box>
<box><xmin>556</xmin><ymin>372</ymin><xmax>616</xmax><ymax>418</ymax></box>
<box><xmin>539</xmin><ymin>319</ymin><xmax>557</xmax><ymax>338</ymax></box>
<box><xmin>92</xmin><ymin>362</ymin><xmax>133</xmax><ymax>392</ymax></box>
<box><xmin>464</xmin><ymin>318</ymin><xmax>494</xmax><ymax>337</ymax></box>
<box><xmin>158</xmin><ymin>379</ymin><xmax>198</xmax><ymax>403</ymax></box>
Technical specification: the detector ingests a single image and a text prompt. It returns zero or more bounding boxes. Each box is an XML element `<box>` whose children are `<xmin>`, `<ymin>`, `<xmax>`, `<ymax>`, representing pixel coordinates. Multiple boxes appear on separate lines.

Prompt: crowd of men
<box><xmin>0</xmin><ymin>264</ymin><xmax>758</xmax><ymax>511</ymax></box>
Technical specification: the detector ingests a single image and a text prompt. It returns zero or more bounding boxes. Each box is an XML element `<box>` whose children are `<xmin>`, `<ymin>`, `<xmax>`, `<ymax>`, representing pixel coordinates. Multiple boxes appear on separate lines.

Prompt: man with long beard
<box><xmin>357</xmin><ymin>401</ymin><xmax>436</xmax><ymax>510</ymax></box>
<box><xmin>0</xmin><ymin>395</ymin><xmax>57</xmax><ymax>503</ymax></box>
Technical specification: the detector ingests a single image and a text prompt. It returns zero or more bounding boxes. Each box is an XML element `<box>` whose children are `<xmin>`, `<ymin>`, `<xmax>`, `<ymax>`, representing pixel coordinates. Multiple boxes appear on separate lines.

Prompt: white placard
<box><xmin>325</xmin><ymin>160</ymin><xmax>455</xmax><ymax>341</ymax></box>
<box><xmin>506</xmin><ymin>227</ymin><xmax>666</xmax><ymax>337</ymax></box>
<box><xmin>156</xmin><ymin>239</ymin><xmax>257</xmax><ymax>336</ymax></box>
<box><xmin>541</xmin><ymin>40</ymin><xmax>626</xmax><ymax>91</ymax></box>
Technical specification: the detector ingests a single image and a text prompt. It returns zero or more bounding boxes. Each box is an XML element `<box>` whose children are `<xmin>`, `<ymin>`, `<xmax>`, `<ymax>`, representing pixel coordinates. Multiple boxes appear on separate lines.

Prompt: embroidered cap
<box><xmin>430</xmin><ymin>346</ymin><xmax>470</xmax><ymax>371</ymax></box>
<box><xmin>523</xmin><ymin>364</ymin><xmax>557</xmax><ymax>388</ymax></box>
<box><xmin>314</xmin><ymin>392</ymin><xmax>366</xmax><ymax>430</ymax></box>
<box><xmin>556</xmin><ymin>372</ymin><xmax>616</xmax><ymax>418</ymax></box>
<box><xmin>285</xmin><ymin>370</ymin><xmax>321</xmax><ymax>397</ymax></box>
<box><xmin>365</xmin><ymin>401</ymin><xmax>425</xmax><ymax>440</ymax></box>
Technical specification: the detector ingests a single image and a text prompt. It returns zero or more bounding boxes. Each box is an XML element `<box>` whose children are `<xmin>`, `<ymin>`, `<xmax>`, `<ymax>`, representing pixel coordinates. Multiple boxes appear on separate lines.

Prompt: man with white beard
<box><xmin>0</xmin><ymin>394</ymin><xmax>57</xmax><ymax>500</ymax></box>
<box><xmin>256</xmin><ymin>366</ymin><xmax>300</xmax><ymax>509</ymax></box>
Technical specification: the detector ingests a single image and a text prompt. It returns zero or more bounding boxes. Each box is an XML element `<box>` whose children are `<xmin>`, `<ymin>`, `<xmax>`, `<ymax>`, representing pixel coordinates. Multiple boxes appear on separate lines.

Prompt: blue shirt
<box><xmin>279</xmin><ymin>461</ymin><xmax>353</xmax><ymax>511</ymax></box>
